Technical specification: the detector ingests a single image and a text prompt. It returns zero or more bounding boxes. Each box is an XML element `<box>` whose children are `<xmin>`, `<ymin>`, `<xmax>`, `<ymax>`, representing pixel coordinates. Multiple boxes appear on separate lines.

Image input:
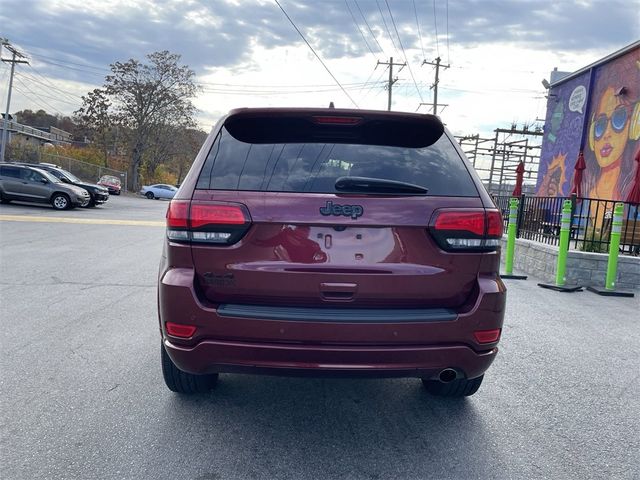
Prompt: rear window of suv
<box><xmin>196</xmin><ymin>126</ymin><xmax>478</xmax><ymax>196</ymax></box>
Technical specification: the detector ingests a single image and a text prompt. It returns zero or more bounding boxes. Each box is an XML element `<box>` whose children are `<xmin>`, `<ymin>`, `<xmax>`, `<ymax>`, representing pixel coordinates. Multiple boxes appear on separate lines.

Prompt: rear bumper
<box><xmin>159</xmin><ymin>268</ymin><xmax>506</xmax><ymax>379</ymax></box>
<box><xmin>164</xmin><ymin>338</ymin><xmax>497</xmax><ymax>379</ymax></box>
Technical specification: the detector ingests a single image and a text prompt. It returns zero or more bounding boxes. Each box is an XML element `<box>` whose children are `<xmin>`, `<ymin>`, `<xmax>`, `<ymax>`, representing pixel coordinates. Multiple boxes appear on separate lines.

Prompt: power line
<box><xmin>345</xmin><ymin>0</ymin><xmax>376</xmax><ymax>60</ymax></box>
<box><xmin>26</xmin><ymin>52</ymin><xmax>109</xmax><ymax>73</ymax></box>
<box><xmin>359</xmin><ymin>66</ymin><xmax>388</xmax><ymax>103</ymax></box>
<box><xmin>25</xmin><ymin>71</ymin><xmax>82</xmax><ymax>107</ymax></box>
<box><xmin>446</xmin><ymin>0</ymin><xmax>450</xmax><ymax>65</ymax></box>
<box><xmin>198</xmin><ymin>80</ymin><xmax>380</xmax><ymax>88</ymax></box>
<box><xmin>356</xmin><ymin>64</ymin><xmax>379</xmax><ymax>96</ymax></box>
<box><xmin>19</xmin><ymin>70</ymin><xmax>81</xmax><ymax>104</ymax></box>
<box><xmin>12</xmin><ymin>84</ymin><xmax>66</xmax><ymax>116</ymax></box>
<box><xmin>274</xmin><ymin>0</ymin><xmax>359</xmax><ymax>108</ymax></box>
<box><xmin>433</xmin><ymin>0</ymin><xmax>440</xmax><ymax>58</ymax></box>
<box><xmin>439</xmin><ymin>85</ymin><xmax>540</xmax><ymax>95</ymax></box>
<box><xmin>29</xmin><ymin>56</ymin><xmax>105</xmax><ymax>77</ymax></box>
<box><xmin>354</xmin><ymin>0</ymin><xmax>384</xmax><ymax>54</ymax></box>
<box><xmin>200</xmin><ymin>82</ymin><xmax>385</xmax><ymax>96</ymax></box>
<box><xmin>14</xmin><ymin>76</ymin><xmax>79</xmax><ymax>108</ymax></box>
<box><xmin>5</xmin><ymin>41</ymin><xmax>110</xmax><ymax>73</ymax></box>
<box><xmin>375</xmin><ymin>0</ymin><xmax>398</xmax><ymax>55</ymax></box>
<box><xmin>16</xmin><ymin>72</ymin><xmax>81</xmax><ymax>105</ymax></box>
<box><xmin>412</xmin><ymin>0</ymin><xmax>426</xmax><ymax>60</ymax></box>
<box><xmin>384</xmin><ymin>0</ymin><xmax>423</xmax><ymax>103</ymax></box>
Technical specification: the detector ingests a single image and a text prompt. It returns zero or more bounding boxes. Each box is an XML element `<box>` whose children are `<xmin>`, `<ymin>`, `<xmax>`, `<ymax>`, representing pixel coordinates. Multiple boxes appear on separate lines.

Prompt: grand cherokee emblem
<box><xmin>319</xmin><ymin>201</ymin><xmax>363</xmax><ymax>220</ymax></box>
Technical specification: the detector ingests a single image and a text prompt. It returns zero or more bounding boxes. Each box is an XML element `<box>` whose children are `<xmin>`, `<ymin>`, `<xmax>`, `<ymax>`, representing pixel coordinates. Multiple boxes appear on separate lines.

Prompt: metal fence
<box><xmin>38</xmin><ymin>153</ymin><xmax>128</xmax><ymax>192</ymax></box>
<box><xmin>493</xmin><ymin>194</ymin><xmax>640</xmax><ymax>256</ymax></box>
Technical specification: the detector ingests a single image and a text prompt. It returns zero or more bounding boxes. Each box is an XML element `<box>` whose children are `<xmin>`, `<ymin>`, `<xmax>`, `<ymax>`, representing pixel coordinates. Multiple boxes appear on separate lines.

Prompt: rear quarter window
<box><xmin>0</xmin><ymin>166</ymin><xmax>21</xmax><ymax>178</ymax></box>
<box><xmin>196</xmin><ymin>126</ymin><xmax>478</xmax><ymax>196</ymax></box>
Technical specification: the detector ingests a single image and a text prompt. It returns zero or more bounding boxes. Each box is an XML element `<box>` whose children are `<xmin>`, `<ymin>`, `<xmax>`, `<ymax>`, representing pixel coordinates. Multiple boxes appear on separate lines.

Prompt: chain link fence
<box><xmin>39</xmin><ymin>153</ymin><xmax>128</xmax><ymax>192</ymax></box>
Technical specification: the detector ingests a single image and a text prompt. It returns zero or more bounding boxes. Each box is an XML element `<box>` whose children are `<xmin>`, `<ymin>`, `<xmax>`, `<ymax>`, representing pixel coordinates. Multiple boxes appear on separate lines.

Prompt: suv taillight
<box><xmin>166</xmin><ymin>200</ymin><xmax>251</xmax><ymax>245</ymax></box>
<box><xmin>429</xmin><ymin>209</ymin><xmax>503</xmax><ymax>252</ymax></box>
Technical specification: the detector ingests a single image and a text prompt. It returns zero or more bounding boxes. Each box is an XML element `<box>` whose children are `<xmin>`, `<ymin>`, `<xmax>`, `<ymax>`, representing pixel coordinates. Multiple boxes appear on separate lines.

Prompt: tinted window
<box><xmin>21</xmin><ymin>169</ymin><xmax>44</xmax><ymax>182</ymax></box>
<box><xmin>53</xmin><ymin>168</ymin><xmax>79</xmax><ymax>183</ymax></box>
<box><xmin>48</xmin><ymin>169</ymin><xmax>65</xmax><ymax>180</ymax></box>
<box><xmin>27</xmin><ymin>169</ymin><xmax>60</xmax><ymax>183</ymax></box>
<box><xmin>0</xmin><ymin>166</ymin><xmax>21</xmax><ymax>178</ymax></box>
<box><xmin>196</xmin><ymin>127</ymin><xmax>478</xmax><ymax>196</ymax></box>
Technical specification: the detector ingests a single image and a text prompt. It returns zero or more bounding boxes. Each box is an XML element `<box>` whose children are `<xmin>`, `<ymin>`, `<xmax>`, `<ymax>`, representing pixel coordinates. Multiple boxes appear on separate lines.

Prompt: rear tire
<box><xmin>145</xmin><ymin>192</ymin><xmax>154</xmax><ymax>199</ymax></box>
<box><xmin>51</xmin><ymin>193</ymin><xmax>71</xmax><ymax>210</ymax></box>
<box><xmin>0</xmin><ymin>191</ymin><xmax>10</xmax><ymax>204</ymax></box>
<box><xmin>161</xmin><ymin>344</ymin><xmax>218</xmax><ymax>394</ymax></box>
<box><xmin>422</xmin><ymin>375</ymin><xmax>484</xmax><ymax>397</ymax></box>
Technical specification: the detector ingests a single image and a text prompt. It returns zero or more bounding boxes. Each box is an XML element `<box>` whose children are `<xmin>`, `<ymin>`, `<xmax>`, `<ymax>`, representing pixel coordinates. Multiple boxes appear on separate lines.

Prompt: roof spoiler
<box><xmin>224</xmin><ymin>108</ymin><xmax>444</xmax><ymax>148</ymax></box>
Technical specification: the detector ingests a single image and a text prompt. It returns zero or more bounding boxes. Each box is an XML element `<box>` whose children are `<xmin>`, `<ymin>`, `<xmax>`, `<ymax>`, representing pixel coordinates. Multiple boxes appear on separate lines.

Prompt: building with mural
<box><xmin>536</xmin><ymin>41</ymin><xmax>640</xmax><ymax>202</ymax></box>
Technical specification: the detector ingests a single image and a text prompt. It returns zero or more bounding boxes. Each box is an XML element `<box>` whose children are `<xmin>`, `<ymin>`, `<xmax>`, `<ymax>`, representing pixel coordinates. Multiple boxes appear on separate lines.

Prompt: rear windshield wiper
<box><xmin>335</xmin><ymin>176</ymin><xmax>428</xmax><ymax>195</ymax></box>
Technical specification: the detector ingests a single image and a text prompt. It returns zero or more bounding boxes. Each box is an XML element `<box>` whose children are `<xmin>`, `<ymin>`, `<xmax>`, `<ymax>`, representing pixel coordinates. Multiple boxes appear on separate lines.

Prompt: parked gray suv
<box><xmin>0</xmin><ymin>163</ymin><xmax>90</xmax><ymax>210</ymax></box>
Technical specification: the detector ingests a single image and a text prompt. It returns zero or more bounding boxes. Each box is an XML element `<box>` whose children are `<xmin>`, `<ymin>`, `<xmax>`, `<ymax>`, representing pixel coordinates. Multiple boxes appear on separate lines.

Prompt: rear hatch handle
<box><xmin>319</xmin><ymin>282</ymin><xmax>358</xmax><ymax>302</ymax></box>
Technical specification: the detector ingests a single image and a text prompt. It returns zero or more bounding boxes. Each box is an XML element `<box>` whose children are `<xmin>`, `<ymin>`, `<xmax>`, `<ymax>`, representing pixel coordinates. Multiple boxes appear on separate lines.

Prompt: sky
<box><xmin>1</xmin><ymin>0</ymin><xmax>639</xmax><ymax>137</ymax></box>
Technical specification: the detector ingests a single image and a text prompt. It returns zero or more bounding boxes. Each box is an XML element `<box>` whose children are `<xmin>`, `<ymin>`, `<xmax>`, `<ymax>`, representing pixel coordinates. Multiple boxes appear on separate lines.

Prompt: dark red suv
<box><xmin>158</xmin><ymin>108</ymin><xmax>505</xmax><ymax>397</ymax></box>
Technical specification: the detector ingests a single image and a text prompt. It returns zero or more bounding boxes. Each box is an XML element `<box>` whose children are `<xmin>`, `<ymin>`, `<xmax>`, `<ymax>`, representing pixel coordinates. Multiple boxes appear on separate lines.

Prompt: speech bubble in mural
<box><xmin>568</xmin><ymin>85</ymin><xmax>587</xmax><ymax>114</ymax></box>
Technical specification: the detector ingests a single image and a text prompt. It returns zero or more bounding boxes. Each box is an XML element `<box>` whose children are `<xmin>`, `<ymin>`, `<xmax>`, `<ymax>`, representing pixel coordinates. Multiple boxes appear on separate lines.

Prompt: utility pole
<box><xmin>1</xmin><ymin>39</ymin><xmax>29</xmax><ymax>163</ymax></box>
<box><xmin>377</xmin><ymin>57</ymin><xmax>406</xmax><ymax>111</ymax></box>
<box><xmin>422</xmin><ymin>57</ymin><xmax>449</xmax><ymax>115</ymax></box>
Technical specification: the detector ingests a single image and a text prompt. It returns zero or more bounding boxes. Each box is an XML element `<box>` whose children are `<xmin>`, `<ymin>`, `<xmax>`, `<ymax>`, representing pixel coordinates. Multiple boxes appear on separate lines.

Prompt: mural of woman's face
<box><xmin>592</xmin><ymin>87</ymin><xmax>630</xmax><ymax>168</ymax></box>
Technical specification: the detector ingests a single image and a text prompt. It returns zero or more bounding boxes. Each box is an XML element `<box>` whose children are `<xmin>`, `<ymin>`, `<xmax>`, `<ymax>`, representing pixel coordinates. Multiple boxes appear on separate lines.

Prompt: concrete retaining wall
<box><xmin>500</xmin><ymin>237</ymin><xmax>640</xmax><ymax>291</ymax></box>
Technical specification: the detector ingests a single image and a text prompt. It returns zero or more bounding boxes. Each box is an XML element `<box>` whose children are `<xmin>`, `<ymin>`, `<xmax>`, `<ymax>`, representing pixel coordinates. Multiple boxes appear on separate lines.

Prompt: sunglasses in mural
<box><xmin>593</xmin><ymin>105</ymin><xmax>630</xmax><ymax>139</ymax></box>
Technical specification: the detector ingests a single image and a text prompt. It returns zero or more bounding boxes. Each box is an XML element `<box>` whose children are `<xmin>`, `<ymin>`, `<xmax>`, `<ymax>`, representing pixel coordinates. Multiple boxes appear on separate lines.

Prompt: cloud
<box><xmin>1</xmin><ymin>0</ymin><xmax>638</xmax><ymax>137</ymax></box>
<box><xmin>3</xmin><ymin>0</ymin><xmax>638</xmax><ymax>80</ymax></box>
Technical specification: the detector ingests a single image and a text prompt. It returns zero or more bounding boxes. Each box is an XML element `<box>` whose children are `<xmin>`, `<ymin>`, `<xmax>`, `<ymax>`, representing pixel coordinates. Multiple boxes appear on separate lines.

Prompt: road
<box><xmin>1</xmin><ymin>195</ymin><xmax>638</xmax><ymax>480</ymax></box>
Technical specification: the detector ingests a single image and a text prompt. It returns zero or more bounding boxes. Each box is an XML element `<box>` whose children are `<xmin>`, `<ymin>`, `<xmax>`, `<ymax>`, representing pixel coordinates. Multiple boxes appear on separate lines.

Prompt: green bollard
<box><xmin>501</xmin><ymin>198</ymin><xmax>527</xmax><ymax>280</ymax></box>
<box><xmin>538</xmin><ymin>199</ymin><xmax>582</xmax><ymax>292</ymax></box>
<box><xmin>555</xmin><ymin>200</ymin><xmax>572</xmax><ymax>286</ymax></box>
<box><xmin>605</xmin><ymin>203</ymin><xmax>624</xmax><ymax>289</ymax></box>
<box><xmin>588</xmin><ymin>203</ymin><xmax>635</xmax><ymax>297</ymax></box>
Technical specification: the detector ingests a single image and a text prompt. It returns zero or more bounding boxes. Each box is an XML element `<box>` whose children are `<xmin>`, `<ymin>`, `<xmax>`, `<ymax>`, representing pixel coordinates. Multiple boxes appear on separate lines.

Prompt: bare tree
<box><xmin>78</xmin><ymin>51</ymin><xmax>199</xmax><ymax>188</ymax></box>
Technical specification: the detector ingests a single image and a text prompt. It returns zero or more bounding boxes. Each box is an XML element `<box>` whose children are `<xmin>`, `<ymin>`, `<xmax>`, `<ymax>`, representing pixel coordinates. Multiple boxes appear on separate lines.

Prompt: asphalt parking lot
<box><xmin>1</xmin><ymin>195</ymin><xmax>639</xmax><ymax>480</ymax></box>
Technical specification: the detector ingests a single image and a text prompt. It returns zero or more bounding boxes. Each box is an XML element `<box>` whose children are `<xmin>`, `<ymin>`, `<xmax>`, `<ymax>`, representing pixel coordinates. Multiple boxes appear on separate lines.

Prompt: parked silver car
<box><xmin>140</xmin><ymin>184</ymin><xmax>177</xmax><ymax>200</ymax></box>
<box><xmin>0</xmin><ymin>163</ymin><xmax>90</xmax><ymax>210</ymax></box>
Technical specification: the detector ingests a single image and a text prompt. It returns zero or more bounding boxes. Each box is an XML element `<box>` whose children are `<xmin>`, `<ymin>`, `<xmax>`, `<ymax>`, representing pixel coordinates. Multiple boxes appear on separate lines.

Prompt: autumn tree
<box><xmin>77</xmin><ymin>51</ymin><xmax>199</xmax><ymax>188</ymax></box>
<box><xmin>74</xmin><ymin>89</ymin><xmax>112</xmax><ymax>166</ymax></box>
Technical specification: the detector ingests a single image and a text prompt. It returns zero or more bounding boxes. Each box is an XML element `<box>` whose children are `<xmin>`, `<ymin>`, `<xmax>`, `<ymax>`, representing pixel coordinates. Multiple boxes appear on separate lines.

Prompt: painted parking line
<box><xmin>0</xmin><ymin>214</ymin><xmax>165</xmax><ymax>227</ymax></box>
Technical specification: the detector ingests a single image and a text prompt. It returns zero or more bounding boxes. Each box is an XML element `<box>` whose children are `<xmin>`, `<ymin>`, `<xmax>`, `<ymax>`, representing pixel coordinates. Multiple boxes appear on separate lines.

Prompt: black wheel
<box><xmin>85</xmin><ymin>196</ymin><xmax>96</xmax><ymax>208</ymax></box>
<box><xmin>51</xmin><ymin>193</ymin><xmax>71</xmax><ymax>210</ymax></box>
<box><xmin>145</xmin><ymin>191</ymin><xmax>154</xmax><ymax>199</ymax></box>
<box><xmin>422</xmin><ymin>375</ymin><xmax>484</xmax><ymax>397</ymax></box>
<box><xmin>0</xmin><ymin>191</ymin><xmax>10</xmax><ymax>204</ymax></box>
<box><xmin>161</xmin><ymin>344</ymin><xmax>218</xmax><ymax>394</ymax></box>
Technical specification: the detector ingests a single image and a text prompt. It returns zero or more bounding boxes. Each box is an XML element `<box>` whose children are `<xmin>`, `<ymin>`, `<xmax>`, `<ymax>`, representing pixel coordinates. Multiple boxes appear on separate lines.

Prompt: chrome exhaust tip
<box><xmin>438</xmin><ymin>368</ymin><xmax>458</xmax><ymax>383</ymax></box>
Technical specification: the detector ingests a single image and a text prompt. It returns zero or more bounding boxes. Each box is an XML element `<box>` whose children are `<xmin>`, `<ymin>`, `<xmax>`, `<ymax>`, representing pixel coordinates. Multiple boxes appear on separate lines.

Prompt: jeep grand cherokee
<box><xmin>158</xmin><ymin>108</ymin><xmax>506</xmax><ymax>397</ymax></box>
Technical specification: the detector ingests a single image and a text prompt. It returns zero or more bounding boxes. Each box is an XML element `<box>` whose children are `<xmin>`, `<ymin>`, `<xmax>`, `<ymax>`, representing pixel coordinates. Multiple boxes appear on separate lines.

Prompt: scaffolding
<box><xmin>455</xmin><ymin>125</ymin><xmax>543</xmax><ymax>196</ymax></box>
